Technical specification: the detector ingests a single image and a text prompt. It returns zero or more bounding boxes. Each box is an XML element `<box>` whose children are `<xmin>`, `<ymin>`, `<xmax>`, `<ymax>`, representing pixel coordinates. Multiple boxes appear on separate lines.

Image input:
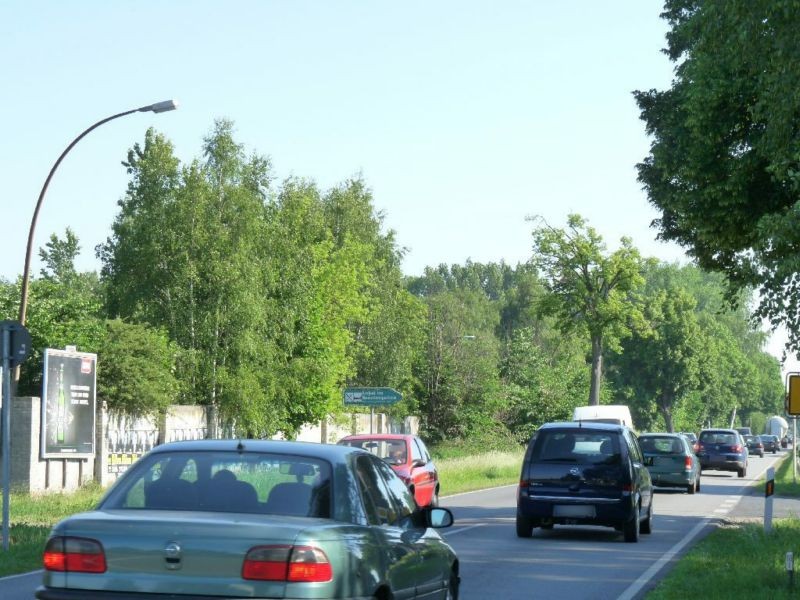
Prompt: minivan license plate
<box><xmin>554</xmin><ymin>505</ymin><xmax>595</xmax><ymax>518</ymax></box>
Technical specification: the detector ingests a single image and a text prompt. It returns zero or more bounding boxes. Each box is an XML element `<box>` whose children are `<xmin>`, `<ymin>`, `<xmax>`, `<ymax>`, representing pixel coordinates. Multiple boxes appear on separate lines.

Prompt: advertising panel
<box><xmin>40</xmin><ymin>348</ymin><xmax>96</xmax><ymax>458</ymax></box>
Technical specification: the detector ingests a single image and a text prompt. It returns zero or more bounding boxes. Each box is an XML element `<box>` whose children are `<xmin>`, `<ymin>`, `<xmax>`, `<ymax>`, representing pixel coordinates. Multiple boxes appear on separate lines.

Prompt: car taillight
<box><xmin>696</xmin><ymin>443</ymin><xmax>703</xmax><ymax>452</ymax></box>
<box><xmin>684</xmin><ymin>456</ymin><xmax>693</xmax><ymax>471</ymax></box>
<box><xmin>733</xmin><ymin>444</ymin><xmax>743</xmax><ymax>452</ymax></box>
<box><xmin>43</xmin><ymin>537</ymin><xmax>106</xmax><ymax>573</ymax></box>
<box><xmin>622</xmin><ymin>483</ymin><xmax>633</xmax><ymax>492</ymax></box>
<box><xmin>243</xmin><ymin>545</ymin><xmax>332</xmax><ymax>582</ymax></box>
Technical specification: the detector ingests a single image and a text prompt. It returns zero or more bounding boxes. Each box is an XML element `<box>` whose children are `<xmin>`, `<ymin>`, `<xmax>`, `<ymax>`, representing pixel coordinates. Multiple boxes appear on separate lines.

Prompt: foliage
<box><xmin>96</xmin><ymin>319</ymin><xmax>178</xmax><ymax>416</ymax></box>
<box><xmin>635</xmin><ymin>0</ymin><xmax>800</xmax><ymax>353</ymax></box>
<box><xmin>530</xmin><ymin>214</ymin><xmax>646</xmax><ymax>405</ymax></box>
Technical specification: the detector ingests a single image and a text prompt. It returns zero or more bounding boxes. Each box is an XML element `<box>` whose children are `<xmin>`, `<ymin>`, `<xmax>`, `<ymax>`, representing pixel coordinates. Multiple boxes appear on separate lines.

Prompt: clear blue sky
<box><xmin>2</xmin><ymin>1</ymin><xmax>795</xmax><ymax>370</ymax></box>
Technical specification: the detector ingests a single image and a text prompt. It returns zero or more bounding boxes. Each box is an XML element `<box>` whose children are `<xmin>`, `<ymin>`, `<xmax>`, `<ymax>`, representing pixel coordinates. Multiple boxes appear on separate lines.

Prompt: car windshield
<box><xmin>100</xmin><ymin>451</ymin><xmax>332</xmax><ymax>518</ymax></box>
<box><xmin>639</xmin><ymin>436</ymin><xmax>684</xmax><ymax>454</ymax></box>
<box><xmin>532</xmin><ymin>431</ymin><xmax>620</xmax><ymax>465</ymax></box>
<box><xmin>340</xmin><ymin>439</ymin><xmax>407</xmax><ymax>465</ymax></box>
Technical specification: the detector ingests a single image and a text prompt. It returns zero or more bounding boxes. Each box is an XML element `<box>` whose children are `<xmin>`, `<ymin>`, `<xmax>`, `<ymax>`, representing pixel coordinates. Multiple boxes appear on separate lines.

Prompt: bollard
<box><xmin>787</xmin><ymin>552</ymin><xmax>794</xmax><ymax>589</ymax></box>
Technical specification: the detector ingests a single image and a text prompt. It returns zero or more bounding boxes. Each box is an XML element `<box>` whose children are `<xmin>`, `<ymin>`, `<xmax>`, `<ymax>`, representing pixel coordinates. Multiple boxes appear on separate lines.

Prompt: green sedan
<box><xmin>639</xmin><ymin>433</ymin><xmax>701</xmax><ymax>495</ymax></box>
<box><xmin>36</xmin><ymin>439</ymin><xmax>459</xmax><ymax>599</ymax></box>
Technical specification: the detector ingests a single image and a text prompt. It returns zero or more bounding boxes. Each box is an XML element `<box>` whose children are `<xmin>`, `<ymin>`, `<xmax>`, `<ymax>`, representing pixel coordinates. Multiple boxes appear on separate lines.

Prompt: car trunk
<box><xmin>49</xmin><ymin>509</ymin><xmax>337</xmax><ymax>598</ymax></box>
<box><xmin>525</xmin><ymin>462</ymin><xmax>626</xmax><ymax>501</ymax></box>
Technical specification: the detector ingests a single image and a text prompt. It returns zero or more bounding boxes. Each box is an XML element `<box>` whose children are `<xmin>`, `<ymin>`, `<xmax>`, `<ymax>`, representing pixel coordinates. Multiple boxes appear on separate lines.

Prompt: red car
<box><xmin>338</xmin><ymin>433</ymin><xmax>440</xmax><ymax>507</ymax></box>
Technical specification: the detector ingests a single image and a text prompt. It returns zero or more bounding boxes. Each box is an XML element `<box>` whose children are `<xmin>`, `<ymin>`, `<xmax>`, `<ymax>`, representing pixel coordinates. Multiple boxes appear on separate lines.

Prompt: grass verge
<box><xmin>775</xmin><ymin>450</ymin><xmax>800</xmax><ymax>497</ymax></box>
<box><xmin>0</xmin><ymin>483</ymin><xmax>105</xmax><ymax>578</ymax></box>
<box><xmin>437</xmin><ymin>450</ymin><xmax>523</xmax><ymax>495</ymax></box>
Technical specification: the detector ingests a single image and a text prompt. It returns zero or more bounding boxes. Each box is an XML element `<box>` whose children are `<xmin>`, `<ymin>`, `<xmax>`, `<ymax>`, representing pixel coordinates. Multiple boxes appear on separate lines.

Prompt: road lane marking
<box><xmin>443</xmin><ymin>523</ymin><xmax>486</xmax><ymax>536</ymax></box>
<box><xmin>0</xmin><ymin>569</ymin><xmax>42</xmax><ymax>582</ymax></box>
<box><xmin>442</xmin><ymin>484</ymin><xmax>517</xmax><ymax>500</ymax></box>
<box><xmin>616</xmin><ymin>518</ymin><xmax>710</xmax><ymax>600</ymax></box>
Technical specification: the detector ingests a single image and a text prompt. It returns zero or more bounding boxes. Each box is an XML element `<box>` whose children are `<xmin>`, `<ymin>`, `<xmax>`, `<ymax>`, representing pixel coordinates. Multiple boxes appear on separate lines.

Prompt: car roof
<box><xmin>699</xmin><ymin>428</ymin><xmax>738</xmax><ymax>433</ymax></box>
<box><xmin>639</xmin><ymin>433</ymin><xmax>684</xmax><ymax>438</ymax></box>
<box><xmin>149</xmin><ymin>439</ymin><xmax>360</xmax><ymax>461</ymax></box>
<box><xmin>338</xmin><ymin>433</ymin><xmax>415</xmax><ymax>441</ymax></box>
<box><xmin>539</xmin><ymin>421</ymin><xmax>627</xmax><ymax>433</ymax></box>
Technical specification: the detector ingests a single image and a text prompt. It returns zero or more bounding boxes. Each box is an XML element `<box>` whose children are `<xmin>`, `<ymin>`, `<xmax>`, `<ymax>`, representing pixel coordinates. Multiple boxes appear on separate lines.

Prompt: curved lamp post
<box><xmin>13</xmin><ymin>100</ymin><xmax>178</xmax><ymax>382</ymax></box>
<box><xmin>17</xmin><ymin>100</ymin><xmax>178</xmax><ymax>328</ymax></box>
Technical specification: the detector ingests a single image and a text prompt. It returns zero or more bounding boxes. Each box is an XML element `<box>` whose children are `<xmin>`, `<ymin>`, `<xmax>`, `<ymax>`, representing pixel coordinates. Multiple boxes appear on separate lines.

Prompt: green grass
<box><xmin>775</xmin><ymin>450</ymin><xmax>800</xmax><ymax>497</ymax></box>
<box><xmin>437</xmin><ymin>450</ymin><xmax>523</xmax><ymax>495</ymax></box>
<box><xmin>0</xmin><ymin>483</ymin><xmax>105</xmax><ymax>577</ymax></box>
<box><xmin>647</xmin><ymin>519</ymin><xmax>800</xmax><ymax>599</ymax></box>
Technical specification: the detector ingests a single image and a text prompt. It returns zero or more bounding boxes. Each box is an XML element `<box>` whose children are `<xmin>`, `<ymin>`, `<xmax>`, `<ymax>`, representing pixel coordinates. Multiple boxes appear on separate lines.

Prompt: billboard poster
<box><xmin>41</xmin><ymin>348</ymin><xmax>96</xmax><ymax>458</ymax></box>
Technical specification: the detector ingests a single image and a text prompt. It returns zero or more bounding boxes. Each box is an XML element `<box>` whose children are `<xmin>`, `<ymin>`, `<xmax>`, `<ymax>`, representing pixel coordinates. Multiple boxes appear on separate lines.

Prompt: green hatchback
<box><xmin>639</xmin><ymin>433</ymin><xmax>700</xmax><ymax>494</ymax></box>
<box><xmin>36</xmin><ymin>439</ymin><xmax>459</xmax><ymax>600</ymax></box>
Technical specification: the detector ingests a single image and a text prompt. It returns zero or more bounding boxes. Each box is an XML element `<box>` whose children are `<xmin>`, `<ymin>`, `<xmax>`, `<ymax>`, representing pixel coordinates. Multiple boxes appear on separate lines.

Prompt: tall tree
<box><xmin>634</xmin><ymin>0</ymin><xmax>800</xmax><ymax>351</ymax></box>
<box><xmin>530</xmin><ymin>214</ymin><xmax>645</xmax><ymax>405</ymax></box>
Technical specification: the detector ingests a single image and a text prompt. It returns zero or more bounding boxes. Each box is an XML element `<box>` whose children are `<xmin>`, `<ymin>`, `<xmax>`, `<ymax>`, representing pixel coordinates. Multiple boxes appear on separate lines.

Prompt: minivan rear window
<box><xmin>699</xmin><ymin>432</ymin><xmax>737</xmax><ymax>445</ymax></box>
<box><xmin>531</xmin><ymin>431</ymin><xmax>620</xmax><ymax>465</ymax></box>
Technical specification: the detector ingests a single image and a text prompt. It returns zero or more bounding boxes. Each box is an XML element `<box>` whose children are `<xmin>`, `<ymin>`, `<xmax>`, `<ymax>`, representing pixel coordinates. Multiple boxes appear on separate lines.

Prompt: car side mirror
<box><xmin>426</xmin><ymin>507</ymin><xmax>454</xmax><ymax>528</ymax></box>
<box><xmin>412</xmin><ymin>459</ymin><xmax>426</xmax><ymax>468</ymax></box>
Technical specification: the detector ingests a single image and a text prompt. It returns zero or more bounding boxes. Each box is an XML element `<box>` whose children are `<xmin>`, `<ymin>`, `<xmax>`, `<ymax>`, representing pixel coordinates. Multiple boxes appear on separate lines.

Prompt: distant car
<box><xmin>697</xmin><ymin>428</ymin><xmax>748</xmax><ymax>477</ymax></box>
<box><xmin>743</xmin><ymin>435</ymin><xmax>764</xmax><ymax>457</ymax></box>
<box><xmin>338</xmin><ymin>433</ymin><xmax>440</xmax><ymax>507</ymax></box>
<box><xmin>35</xmin><ymin>439</ymin><xmax>459</xmax><ymax>600</ymax></box>
<box><xmin>516</xmin><ymin>421</ymin><xmax>653</xmax><ymax>543</ymax></box>
<box><xmin>680</xmin><ymin>432</ymin><xmax>699</xmax><ymax>452</ymax></box>
<box><xmin>761</xmin><ymin>435</ymin><xmax>780</xmax><ymax>453</ymax></box>
<box><xmin>735</xmin><ymin>427</ymin><xmax>752</xmax><ymax>437</ymax></box>
<box><xmin>639</xmin><ymin>433</ymin><xmax>700</xmax><ymax>494</ymax></box>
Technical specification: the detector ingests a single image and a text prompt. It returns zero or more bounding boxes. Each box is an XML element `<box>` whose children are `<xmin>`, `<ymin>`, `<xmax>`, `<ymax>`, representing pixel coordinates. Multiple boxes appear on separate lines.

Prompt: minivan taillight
<box><xmin>684</xmin><ymin>456</ymin><xmax>693</xmax><ymax>471</ymax></box>
<box><xmin>43</xmin><ymin>536</ymin><xmax>106</xmax><ymax>573</ymax></box>
<box><xmin>243</xmin><ymin>545</ymin><xmax>332</xmax><ymax>582</ymax></box>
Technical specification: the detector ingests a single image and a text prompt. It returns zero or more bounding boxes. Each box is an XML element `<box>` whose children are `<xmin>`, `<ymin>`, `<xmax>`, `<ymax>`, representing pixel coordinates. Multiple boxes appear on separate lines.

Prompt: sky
<box><xmin>2</xmin><ymin>1</ymin><xmax>797</xmax><ymax>375</ymax></box>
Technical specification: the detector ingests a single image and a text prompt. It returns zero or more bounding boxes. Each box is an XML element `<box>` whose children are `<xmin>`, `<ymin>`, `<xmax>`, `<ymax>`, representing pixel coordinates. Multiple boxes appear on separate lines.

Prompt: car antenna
<box><xmin>237</xmin><ymin>440</ymin><xmax>245</xmax><ymax>453</ymax></box>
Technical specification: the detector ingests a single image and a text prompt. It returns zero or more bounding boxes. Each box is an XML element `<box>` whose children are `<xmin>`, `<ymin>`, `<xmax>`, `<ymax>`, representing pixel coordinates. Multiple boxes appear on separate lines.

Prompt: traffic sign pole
<box><xmin>2</xmin><ymin>326</ymin><xmax>11</xmax><ymax>551</ymax></box>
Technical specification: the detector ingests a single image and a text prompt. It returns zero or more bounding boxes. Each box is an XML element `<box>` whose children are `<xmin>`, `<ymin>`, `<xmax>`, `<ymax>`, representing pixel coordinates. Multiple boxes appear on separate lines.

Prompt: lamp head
<box><xmin>140</xmin><ymin>100</ymin><xmax>179</xmax><ymax>113</ymax></box>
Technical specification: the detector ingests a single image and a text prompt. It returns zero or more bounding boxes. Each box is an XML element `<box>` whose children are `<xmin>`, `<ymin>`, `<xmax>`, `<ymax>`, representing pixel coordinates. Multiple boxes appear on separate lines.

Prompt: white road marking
<box><xmin>0</xmin><ymin>569</ymin><xmax>42</xmax><ymax>582</ymax></box>
<box><xmin>443</xmin><ymin>523</ymin><xmax>486</xmax><ymax>536</ymax></box>
<box><xmin>616</xmin><ymin>518</ymin><xmax>710</xmax><ymax>600</ymax></box>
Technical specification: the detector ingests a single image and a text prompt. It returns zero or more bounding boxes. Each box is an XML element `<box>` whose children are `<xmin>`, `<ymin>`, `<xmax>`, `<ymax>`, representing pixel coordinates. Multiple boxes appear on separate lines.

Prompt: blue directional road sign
<box><xmin>343</xmin><ymin>387</ymin><xmax>402</xmax><ymax>406</ymax></box>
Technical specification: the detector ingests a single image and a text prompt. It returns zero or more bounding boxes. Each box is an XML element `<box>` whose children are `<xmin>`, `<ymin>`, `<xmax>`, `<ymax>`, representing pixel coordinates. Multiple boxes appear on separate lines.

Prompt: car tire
<box><xmin>695</xmin><ymin>477</ymin><xmax>701</xmax><ymax>492</ymax></box>
<box><xmin>623</xmin><ymin>507</ymin><xmax>640</xmax><ymax>543</ymax></box>
<box><xmin>430</xmin><ymin>488</ymin><xmax>439</xmax><ymax>507</ymax></box>
<box><xmin>687</xmin><ymin>480</ymin><xmax>696</xmax><ymax>495</ymax></box>
<box><xmin>516</xmin><ymin>515</ymin><xmax>534</xmax><ymax>538</ymax></box>
<box><xmin>445</xmin><ymin>570</ymin><xmax>459</xmax><ymax>600</ymax></box>
<box><xmin>640</xmin><ymin>502</ymin><xmax>652</xmax><ymax>535</ymax></box>
<box><xmin>738</xmin><ymin>466</ymin><xmax>746</xmax><ymax>478</ymax></box>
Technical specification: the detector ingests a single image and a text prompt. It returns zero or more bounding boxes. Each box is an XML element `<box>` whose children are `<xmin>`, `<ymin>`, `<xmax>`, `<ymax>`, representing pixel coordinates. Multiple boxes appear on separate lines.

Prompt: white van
<box><xmin>572</xmin><ymin>405</ymin><xmax>635</xmax><ymax>429</ymax></box>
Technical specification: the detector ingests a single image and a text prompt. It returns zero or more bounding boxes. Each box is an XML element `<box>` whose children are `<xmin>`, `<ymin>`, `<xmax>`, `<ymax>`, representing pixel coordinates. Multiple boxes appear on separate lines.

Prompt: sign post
<box><xmin>343</xmin><ymin>388</ymin><xmax>403</xmax><ymax>435</ymax></box>
<box><xmin>765</xmin><ymin>466</ymin><xmax>775</xmax><ymax>533</ymax></box>
<box><xmin>0</xmin><ymin>320</ymin><xmax>32</xmax><ymax>552</ymax></box>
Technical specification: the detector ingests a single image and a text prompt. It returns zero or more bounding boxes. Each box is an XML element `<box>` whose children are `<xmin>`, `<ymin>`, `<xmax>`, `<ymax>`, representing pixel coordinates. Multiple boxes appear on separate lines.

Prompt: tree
<box><xmin>634</xmin><ymin>0</ymin><xmax>800</xmax><ymax>351</ymax></box>
<box><xmin>530</xmin><ymin>214</ymin><xmax>645</xmax><ymax>405</ymax></box>
<box><xmin>97</xmin><ymin>319</ymin><xmax>178</xmax><ymax>416</ymax></box>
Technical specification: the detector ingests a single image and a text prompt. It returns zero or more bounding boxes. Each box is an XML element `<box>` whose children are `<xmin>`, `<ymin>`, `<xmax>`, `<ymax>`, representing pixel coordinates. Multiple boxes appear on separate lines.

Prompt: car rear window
<box><xmin>639</xmin><ymin>436</ymin><xmax>684</xmax><ymax>454</ymax></box>
<box><xmin>101</xmin><ymin>451</ymin><xmax>332</xmax><ymax>518</ymax></box>
<box><xmin>699</xmin><ymin>432</ymin><xmax>737</xmax><ymax>445</ymax></box>
<box><xmin>340</xmin><ymin>438</ymin><xmax>408</xmax><ymax>465</ymax></box>
<box><xmin>531</xmin><ymin>431</ymin><xmax>621</xmax><ymax>465</ymax></box>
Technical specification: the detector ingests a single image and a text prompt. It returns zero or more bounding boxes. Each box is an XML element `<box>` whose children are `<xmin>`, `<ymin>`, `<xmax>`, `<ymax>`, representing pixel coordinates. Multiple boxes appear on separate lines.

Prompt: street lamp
<box><xmin>15</xmin><ymin>100</ymin><xmax>178</xmax><ymax>355</ymax></box>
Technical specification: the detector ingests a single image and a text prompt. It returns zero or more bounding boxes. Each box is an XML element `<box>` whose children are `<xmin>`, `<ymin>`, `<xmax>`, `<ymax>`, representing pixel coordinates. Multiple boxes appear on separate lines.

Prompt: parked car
<box><xmin>761</xmin><ymin>435</ymin><xmax>780</xmax><ymax>454</ymax></box>
<box><xmin>639</xmin><ymin>433</ymin><xmax>701</xmax><ymax>494</ymax></box>
<box><xmin>696</xmin><ymin>428</ymin><xmax>748</xmax><ymax>477</ymax></box>
<box><xmin>516</xmin><ymin>421</ymin><xmax>653</xmax><ymax>543</ymax></box>
<box><xmin>744</xmin><ymin>435</ymin><xmax>764</xmax><ymax>457</ymax></box>
<box><xmin>338</xmin><ymin>433</ymin><xmax>440</xmax><ymax>507</ymax></box>
<box><xmin>36</xmin><ymin>439</ymin><xmax>459</xmax><ymax>600</ymax></box>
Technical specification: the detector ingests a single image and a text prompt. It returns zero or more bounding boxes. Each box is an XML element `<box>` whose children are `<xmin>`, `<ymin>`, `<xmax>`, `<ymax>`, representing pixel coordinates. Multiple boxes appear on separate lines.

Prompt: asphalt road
<box><xmin>439</xmin><ymin>452</ymin><xmax>787</xmax><ymax>600</ymax></box>
<box><xmin>0</xmin><ymin>452</ymin><xmax>788</xmax><ymax>600</ymax></box>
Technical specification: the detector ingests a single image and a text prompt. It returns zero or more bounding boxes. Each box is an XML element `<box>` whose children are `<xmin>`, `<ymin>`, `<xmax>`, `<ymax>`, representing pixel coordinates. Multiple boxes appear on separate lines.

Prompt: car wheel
<box><xmin>640</xmin><ymin>501</ymin><xmax>653</xmax><ymax>535</ymax></box>
<box><xmin>516</xmin><ymin>515</ymin><xmax>534</xmax><ymax>538</ymax></box>
<box><xmin>738</xmin><ymin>466</ymin><xmax>746</xmax><ymax>478</ymax></box>
<box><xmin>623</xmin><ymin>507</ymin><xmax>640</xmax><ymax>543</ymax></box>
<box><xmin>430</xmin><ymin>488</ymin><xmax>439</xmax><ymax>507</ymax></box>
<box><xmin>687</xmin><ymin>480</ymin><xmax>696</xmax><ymax>495</ymax></box>
<box><xmin>445</xmin><ymin>570</ymin><xmax>459</xmax><ymax>600</ymax></box>
<box><xmin>695</xmin><ymin>477</ymin><xmax>701</xmax><ymax>492</ymax></box>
